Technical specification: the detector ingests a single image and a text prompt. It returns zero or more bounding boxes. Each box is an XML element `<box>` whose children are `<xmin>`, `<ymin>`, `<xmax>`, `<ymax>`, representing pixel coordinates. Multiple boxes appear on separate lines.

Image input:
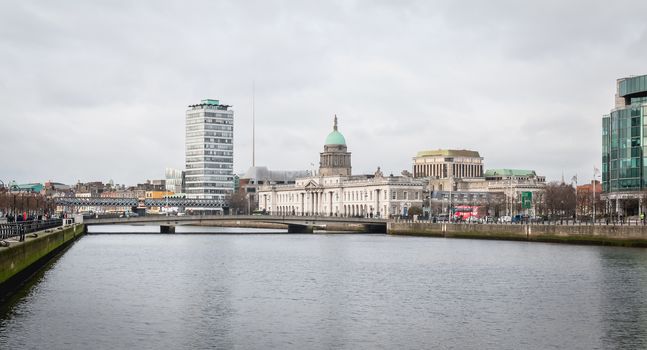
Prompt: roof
<box><xmin>187</xmin><ymin>98</ymin><xmax>231</xmax><ymax>110</ymax></box>
<box><xmin>416</xmin><ymin>149</ymin><xmax>480</xmax><ymax>158</ymax></box>
<box><xmin>241</xmin><ymin>166</ymin><xmax>310</xmax><ymax>182</ymax></box>
<box><xmin>13</xmin><ymin>183</ymin><xmax>44</xmax><ymax>192</ymax></box>
<box><xmin>484</xmin><ymin>169</ymin><xmax>537</xmax><ymax>177</ymax></box>
<box><xmin>619</xmin><ymin>74</ymin><xmax>647</xmax><ymax>97</ymax></box>
<box><xmin>325</xmin><ymin>130</ymin><xmax>346</xmax><ymax>146</ymax></box>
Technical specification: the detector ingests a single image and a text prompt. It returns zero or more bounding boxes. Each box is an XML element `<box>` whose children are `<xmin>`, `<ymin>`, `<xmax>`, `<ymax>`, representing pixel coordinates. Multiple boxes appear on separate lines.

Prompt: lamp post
<box><xmin>449</xmin><ymin>176</ymin><xmax>453</xmax><ymax>222</ymax></box>
<box><xmin>593</xmin><ymin>167</ymin><xmax>600</xmax><ymax>224</ymax></box>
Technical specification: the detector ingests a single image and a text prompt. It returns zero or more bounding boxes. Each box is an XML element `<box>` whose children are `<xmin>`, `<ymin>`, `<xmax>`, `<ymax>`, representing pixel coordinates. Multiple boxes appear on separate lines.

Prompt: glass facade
<box><xmin>603</xmin><ymin>74</ymin><xmax>647</xmax><ymax>194</ymax></box>
<box><xmin>185</xmin><ymin>100</ymin><xmax>234</xmax><ymax>201</ymax></box>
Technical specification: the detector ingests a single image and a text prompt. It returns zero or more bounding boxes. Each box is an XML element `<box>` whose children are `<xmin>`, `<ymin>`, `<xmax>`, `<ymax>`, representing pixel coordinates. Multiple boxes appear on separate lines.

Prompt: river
<box><xmin>1</xmin><ymin>226</ymin><xmax>646</xmax><ymax>349</ymax></box>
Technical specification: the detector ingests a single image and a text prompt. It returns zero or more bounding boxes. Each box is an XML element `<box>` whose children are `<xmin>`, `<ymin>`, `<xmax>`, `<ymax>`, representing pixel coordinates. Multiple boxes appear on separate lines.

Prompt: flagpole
<box><xmin>592</xmin><ymin>173</ymin><xmax>595</xmax><ymax>224</ymax></box>
<box><xmin>574</xmin><ymin>175</ymin><xmax>577</xmax><ymax>223</ymax></box>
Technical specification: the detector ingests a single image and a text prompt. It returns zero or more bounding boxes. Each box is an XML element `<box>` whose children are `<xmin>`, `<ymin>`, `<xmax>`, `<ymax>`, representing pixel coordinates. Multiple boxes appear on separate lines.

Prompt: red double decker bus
<box><xmin>453</xmin><ymin>205</ymin><xmax>485</xmax><ymax>221</ymax></box>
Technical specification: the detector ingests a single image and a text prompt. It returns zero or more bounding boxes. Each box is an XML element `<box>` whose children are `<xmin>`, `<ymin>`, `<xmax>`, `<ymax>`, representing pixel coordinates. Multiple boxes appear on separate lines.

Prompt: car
<box><xmin>467</xmin><ymin>216</ymin><xmax>482</xmax><ymax>223</ymax></box>
<box><xmin>500</xmin><ymin>216</ymin><xmax>512</xmax><ymax>223</ymax></box>
<box><xmin>511</xmin><ymin>214</ymin><xmax>529</xmax><ymax>223</ymax></box>
<box><xmin>177</xmin><ymin>212</ymin><xmax>187</xmax><ymax>216</ymax></box>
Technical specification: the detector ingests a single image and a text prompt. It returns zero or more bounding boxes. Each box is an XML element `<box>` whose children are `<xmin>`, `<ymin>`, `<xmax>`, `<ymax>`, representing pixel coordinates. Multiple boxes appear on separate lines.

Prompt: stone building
<box><xmin>412</xmin><ymin>148</ymin><xmax>546</xmax><ymax>216</ymax></box>
<box><xmin>257</xmin><ymin>117</ymin><xmax>424</xmax><ymax>217</ymax></box>
<box><xmin>413</xmin><ymin>149</ymin><xmax>484</xmax><ymax>179</ymax></box>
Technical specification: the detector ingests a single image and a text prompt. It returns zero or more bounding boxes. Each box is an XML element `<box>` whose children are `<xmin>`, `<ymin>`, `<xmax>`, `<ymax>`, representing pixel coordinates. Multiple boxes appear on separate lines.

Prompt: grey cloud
<box><xmin>1</xmin><ymin>0</ymin><xmax>646</xmax><ymax>185</ymax></box>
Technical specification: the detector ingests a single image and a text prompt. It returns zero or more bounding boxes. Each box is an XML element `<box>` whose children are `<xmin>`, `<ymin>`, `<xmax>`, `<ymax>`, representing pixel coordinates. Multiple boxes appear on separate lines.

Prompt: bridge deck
<box><xmin>84</xmin><ymin>215</ymin><xmax>388</xmax><ymax>226</ymax></box>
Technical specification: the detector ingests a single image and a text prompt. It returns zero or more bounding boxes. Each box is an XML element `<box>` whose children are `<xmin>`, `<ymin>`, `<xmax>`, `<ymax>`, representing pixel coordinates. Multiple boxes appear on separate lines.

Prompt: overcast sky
<box><xmin>2</xmin><ymin>0</ymin><xmax>646</xmax><ymax>186</ymax></box>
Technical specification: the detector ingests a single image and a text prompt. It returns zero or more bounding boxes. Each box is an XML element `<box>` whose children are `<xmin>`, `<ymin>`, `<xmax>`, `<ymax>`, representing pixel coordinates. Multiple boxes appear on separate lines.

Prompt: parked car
<box><xmin>511</xmin><ymin>214</ymin><xmax>529</xmax><ymax>223</ymax></box>
<box><xmin>467</xmin><ymin>216</ymin><xmax>482</xmax><ymax>223</ymax></box>
<box><xmin>500</xmin><ymin>215</ymin><xmax>512</xmax><ymax>223</ymax></box>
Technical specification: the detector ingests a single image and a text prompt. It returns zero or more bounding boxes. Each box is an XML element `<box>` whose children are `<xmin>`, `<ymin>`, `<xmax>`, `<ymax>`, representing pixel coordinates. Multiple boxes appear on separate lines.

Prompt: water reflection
<box><xmin>599</xmin><ymin>248</ymin><xmax>647</xmax><ymax>349</ymax></box>
<box><xmin>0</xmin><ymin>230</ymin><xmax>646</xmax><ymax>349</ymax></box>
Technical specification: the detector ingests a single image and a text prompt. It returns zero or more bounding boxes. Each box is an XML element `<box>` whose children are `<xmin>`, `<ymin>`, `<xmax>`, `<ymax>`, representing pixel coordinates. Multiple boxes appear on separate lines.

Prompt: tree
<box><xmin>543</xmin><ymin>182</ymin><xmax>576</xmax><ymax>219</ymax></box>
<box><xmin>408</xmin><ymin>206</ymin><xmax>423</xmax><ymax>218</ymax></box>
<box><xmin>225</xmin><ymin>190</ymin><xmax>249</xmax><ymax>215</ymax></box>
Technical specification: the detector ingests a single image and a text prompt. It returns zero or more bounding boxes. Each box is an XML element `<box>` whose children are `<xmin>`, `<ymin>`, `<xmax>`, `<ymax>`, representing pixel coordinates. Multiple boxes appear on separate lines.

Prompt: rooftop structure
<box><xmin>484</xmin><ymin>169</ymin><xmax>538</xmax><ymax>178</ymax></box>
<box><xmin>416</xmin><ymin>149</ymin><xmax>481</xmax><ymax>158</ymax></box>
<box><xmin>319</xmin><ymin>116</ymin><xmax>352</xmax><ymax>176</ymax></box>
<box><xmin>413</xmin><ymin>149</ymin><xmax>483</xmax><ymax>179</ymax></box>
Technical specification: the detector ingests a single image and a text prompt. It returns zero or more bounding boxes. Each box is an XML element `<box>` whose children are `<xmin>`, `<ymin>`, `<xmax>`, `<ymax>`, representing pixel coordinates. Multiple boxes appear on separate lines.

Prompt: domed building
<box><xmin>257</xmin><ymin>115</ymin><xmax>424</xmax><ymax>218</ymax></box>
<box><xmin>319</xmin><ymin>115</ymin><xmax>352</xmax><ymax>176</ymax></box>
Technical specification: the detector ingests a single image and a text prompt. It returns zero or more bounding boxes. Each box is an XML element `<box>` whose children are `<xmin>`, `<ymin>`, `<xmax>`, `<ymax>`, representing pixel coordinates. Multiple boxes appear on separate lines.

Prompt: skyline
<box><xmin>2</xmin><ymin>1</ymin><xmax>647</xmax><ymax>185</ymax></box>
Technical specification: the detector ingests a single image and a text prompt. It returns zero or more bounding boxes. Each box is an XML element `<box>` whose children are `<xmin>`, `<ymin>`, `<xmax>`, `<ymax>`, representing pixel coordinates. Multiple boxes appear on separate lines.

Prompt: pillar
<box><xmin>287</xmin><ymin>224</ymin><xmax>313</xmax><ymax>233</ymax></box>
<box><xmin>160</xmin><ymin>225</ymin><xmax>175</xmax><ymax>234</ymax></box>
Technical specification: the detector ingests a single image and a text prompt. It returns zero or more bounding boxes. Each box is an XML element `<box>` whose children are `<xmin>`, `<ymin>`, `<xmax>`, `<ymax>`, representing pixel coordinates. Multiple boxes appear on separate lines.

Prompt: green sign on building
<box><xmin>521</xmin><ymin>192</ymin><xmax>532</xmax><ymax>209</ymax></box>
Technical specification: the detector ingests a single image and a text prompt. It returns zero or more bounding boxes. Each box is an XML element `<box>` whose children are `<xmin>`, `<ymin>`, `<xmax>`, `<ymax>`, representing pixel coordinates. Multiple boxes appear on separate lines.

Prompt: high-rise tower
<box><xmin>602</xmin><ymin>74</ymin><xmax>647</xmax><ymax>216</ymax></box>
<box><xmin>185</xmin><ymin>99</ymin><xmax>234</xmax><ymax>203</ymax></box>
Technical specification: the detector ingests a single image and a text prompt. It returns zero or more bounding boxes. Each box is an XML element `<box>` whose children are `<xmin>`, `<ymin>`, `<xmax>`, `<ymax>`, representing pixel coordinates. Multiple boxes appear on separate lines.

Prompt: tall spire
<box><xmin>333</xmin><ymin>114</ymin><xmax>338</xmax><ymax>131</ymax></box>
<box><xmin>252</xmin><ymin>80</ymin><xmax>255</xmax><ymax>167</ymax></box>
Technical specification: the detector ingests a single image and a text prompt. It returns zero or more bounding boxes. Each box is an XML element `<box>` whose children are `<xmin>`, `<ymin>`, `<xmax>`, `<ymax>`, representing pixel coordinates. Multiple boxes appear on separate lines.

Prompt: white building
<box><xmin>165</xmin><ymin>168</ymin><xmax>185</xmax><ymax>194</ymax></box>
<box><xmin>413</xmin><ymin>149</ymin><xmax>484</xmax><ymax>179</ymax></box>
<box><xmin>257</xmin><ymin>117</ymin><xmax>425</xmax><ymax>218</ymax></box>
<box><xmin>184</xmin><ymin>99</ymin><xmax>234</xmax><ymax>205</ymax></box>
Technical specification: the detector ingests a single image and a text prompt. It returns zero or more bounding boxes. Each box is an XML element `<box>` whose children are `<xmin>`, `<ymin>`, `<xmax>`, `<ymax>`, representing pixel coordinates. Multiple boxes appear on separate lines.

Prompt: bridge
<box><xmin>55</xmin><ymin>197</ymin><xmax>226</xmax><ymax>208</ymax></box>
<box><xmin>84</xmin><ymin>215</ymin><xmax>388</xmax><ymax>233</ymax></box>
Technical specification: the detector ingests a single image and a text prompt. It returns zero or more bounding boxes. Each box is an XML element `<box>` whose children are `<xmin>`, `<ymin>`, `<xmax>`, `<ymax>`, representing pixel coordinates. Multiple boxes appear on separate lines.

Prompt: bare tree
<box><xmin>225</xmin><ymin>190</ymin><xmax>249</xmax><ymax>215</ymax></box>
<box><xmin>544</xmin><ymin>182</ymin><xmax>576</xmax><ymax>220</ymax></box>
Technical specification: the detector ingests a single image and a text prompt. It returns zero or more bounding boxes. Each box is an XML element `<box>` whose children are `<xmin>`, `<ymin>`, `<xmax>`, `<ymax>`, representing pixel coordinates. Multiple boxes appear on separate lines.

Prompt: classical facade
<box><xmin>413</xmin><ymin>149</ymin><xmax>483</xmax><ymax>179</ymax></box>
<box><xmin>257</xmin><ymin>117</ymin><xmax>424</xmax><ymax>217</ymax></box>
<box><xmin>239</xmin><ymin>166</ymin><xmax>311</xmax><ymax>213</ymax></box>
<box><xmin>412</xmin><ymin>146</ymin><xmax>547</xmax><ymax>216</ymax></box>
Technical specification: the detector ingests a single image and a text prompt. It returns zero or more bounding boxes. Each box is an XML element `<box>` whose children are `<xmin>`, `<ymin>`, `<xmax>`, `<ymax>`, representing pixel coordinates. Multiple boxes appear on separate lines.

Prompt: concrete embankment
<box><xmin>0</xmin><ymin>224</ymin><xmax>85</xmax><ymax>294</ymax></box>
<box><xmin>388</xmin><ymin>222</ymin><xmax>647</xmax><ymax>247</ymax></box>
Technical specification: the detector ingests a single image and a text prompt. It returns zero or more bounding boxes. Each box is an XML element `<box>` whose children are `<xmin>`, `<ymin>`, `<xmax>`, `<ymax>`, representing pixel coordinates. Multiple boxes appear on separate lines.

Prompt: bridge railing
<box><xmin>0</xmin><ymin>219</ymin><xmax>63</xmax><ymax>242</ymax></box>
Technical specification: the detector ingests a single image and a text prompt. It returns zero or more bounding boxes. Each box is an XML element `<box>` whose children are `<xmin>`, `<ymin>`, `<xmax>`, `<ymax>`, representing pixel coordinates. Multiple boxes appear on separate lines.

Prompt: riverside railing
<box><xmin>0</xmin><ymin>219</ymin><xmax>63</xmax><ymax>242</ymax></box>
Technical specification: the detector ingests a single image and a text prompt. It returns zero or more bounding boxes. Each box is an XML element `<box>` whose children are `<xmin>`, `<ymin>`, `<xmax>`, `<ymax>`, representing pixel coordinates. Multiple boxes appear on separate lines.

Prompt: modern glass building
<box><xmin>185</xmin><ymin>99</ymin><xmax>234</xmax><ymax>203</ymax></box>
<box><xmin>602</xmin><ymin>74</ymin><xmax>647</xmax><ymax>214</ymax></box>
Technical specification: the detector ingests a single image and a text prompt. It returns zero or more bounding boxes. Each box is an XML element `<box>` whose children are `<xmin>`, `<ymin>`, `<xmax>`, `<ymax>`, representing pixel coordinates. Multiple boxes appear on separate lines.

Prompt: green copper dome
<box><xmin>325</xmin><ymin>130</ymin><xmax>346</xmax><ymax>145</ymax></box>
<box><xmin>325</xmin><ymin>115</ymin><xmax>346</xmax><ymax>145</ymax></box>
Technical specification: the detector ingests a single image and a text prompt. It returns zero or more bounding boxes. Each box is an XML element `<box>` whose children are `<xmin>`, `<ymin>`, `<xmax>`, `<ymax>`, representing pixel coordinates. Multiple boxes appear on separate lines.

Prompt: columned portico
<box><xmin>256</xmin><ymin>116</ymin><xmax>425</xmax><ymax>218</ymax></box>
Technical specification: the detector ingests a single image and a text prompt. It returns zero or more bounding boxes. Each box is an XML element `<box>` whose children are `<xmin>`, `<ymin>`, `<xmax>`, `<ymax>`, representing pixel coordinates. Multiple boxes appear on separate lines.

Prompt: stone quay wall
<box><xmin>0</xmin><ymin>224</ymin><xmax>85</xmax><ymax>291</ymax></box>
<box><xmin>387</xmin><ymin>222</ymin><xmax>647</xmax><ymax>247</ymax></box>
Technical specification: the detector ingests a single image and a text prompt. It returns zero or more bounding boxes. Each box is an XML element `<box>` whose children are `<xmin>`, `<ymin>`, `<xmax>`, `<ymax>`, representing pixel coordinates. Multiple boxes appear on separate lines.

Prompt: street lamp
<box><xmin>449</xmin><ymin>176</ymin><xmax>454</xmax><ymax>221</ymax></box>
<box><xmin>593</xmin><ymin>167</ymin><xmax>600</xmax><ymax>224</ymax></box>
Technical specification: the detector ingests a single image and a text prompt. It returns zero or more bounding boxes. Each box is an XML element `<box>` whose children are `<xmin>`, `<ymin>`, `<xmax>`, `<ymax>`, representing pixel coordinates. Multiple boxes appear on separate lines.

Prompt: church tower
<box><xmin>319</xmin><ymin>115</ymin><xmax>352</xmax><ymax>176</ymax></box>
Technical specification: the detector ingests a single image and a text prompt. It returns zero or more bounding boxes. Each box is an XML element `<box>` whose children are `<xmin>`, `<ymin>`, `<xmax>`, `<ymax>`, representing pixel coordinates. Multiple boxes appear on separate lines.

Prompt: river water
<box><xmin>1</xmin><ymin>226</ymin><xmax>646</xmax><ymax>349</ymax></box>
